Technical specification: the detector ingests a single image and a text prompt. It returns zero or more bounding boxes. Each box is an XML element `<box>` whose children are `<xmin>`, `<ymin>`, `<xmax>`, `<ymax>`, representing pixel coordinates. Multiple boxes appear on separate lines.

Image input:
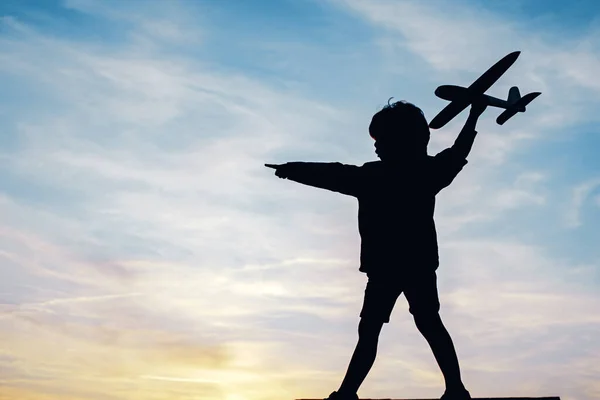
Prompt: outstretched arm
<box><xmin>265</xmin><ymin>162</ymin><xmax>362</xmax><ymax>197</ymax></box>
<box><xmin>451</xmin><ymin>100</ymin><xmax>487</xmax><ymax>159</ymax></box>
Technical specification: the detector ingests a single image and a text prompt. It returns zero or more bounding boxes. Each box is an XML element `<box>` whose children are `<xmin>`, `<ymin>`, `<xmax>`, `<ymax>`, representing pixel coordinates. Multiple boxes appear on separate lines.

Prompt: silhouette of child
<box><xmin>266</xmin><ymin>98</ymin><xmax>487</xmax><ymax>400</ymax></box>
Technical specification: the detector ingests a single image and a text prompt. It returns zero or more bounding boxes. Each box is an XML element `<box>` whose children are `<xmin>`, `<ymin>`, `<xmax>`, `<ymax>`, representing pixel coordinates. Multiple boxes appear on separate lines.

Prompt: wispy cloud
<box><xmin>565</xmin><ymin>178</ymin><xmax>600</xmax><ymax>228</ymax></box>
<box><xmin>0</xmin><ymin>0</ymin><xmax>599</xmax><ymax>400</ymax></box>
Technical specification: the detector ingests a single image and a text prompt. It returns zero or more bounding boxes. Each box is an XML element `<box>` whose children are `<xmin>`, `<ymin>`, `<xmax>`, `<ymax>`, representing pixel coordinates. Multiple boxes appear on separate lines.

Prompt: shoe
<box><xmin>323</xmin><ymin>390</ymin><xmax>359</xmax><ymax>400</ymax></box>
<box><xmin>440</xmin><ymin>387</ymin><xmax>471</xmax><ymax>400</ymax></box>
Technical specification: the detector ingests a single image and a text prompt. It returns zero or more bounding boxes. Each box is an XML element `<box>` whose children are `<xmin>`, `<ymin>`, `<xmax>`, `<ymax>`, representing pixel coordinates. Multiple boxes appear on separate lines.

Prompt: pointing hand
<box><xmin>265</xmin><ymin>163</ymin><xmax>290</xmax><ymax>179</ymax></box>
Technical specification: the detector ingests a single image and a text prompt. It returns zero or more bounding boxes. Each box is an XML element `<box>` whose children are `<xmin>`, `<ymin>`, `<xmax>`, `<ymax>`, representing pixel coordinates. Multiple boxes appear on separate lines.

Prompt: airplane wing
<box><xmin>428</xmin><ymin>99</ymin><xmax>470</xmax><ymax>129</ymax></box>
<box><xmin>495</xmin><ymin>108</ymin><xmax>519</xmax><ymax>126</ymax></box>
<box><xmin>468</xmin><ymin>51</ymin><xmax>520</xmax><ymax>93</ymax></box>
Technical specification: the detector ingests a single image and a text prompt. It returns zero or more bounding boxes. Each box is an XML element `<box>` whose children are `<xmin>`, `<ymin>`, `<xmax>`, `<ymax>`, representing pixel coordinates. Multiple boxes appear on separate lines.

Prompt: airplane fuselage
<box><xmin>434</xmin><ymin>85</ymin><xmax>525</xmax><ymax>112</ymax></box>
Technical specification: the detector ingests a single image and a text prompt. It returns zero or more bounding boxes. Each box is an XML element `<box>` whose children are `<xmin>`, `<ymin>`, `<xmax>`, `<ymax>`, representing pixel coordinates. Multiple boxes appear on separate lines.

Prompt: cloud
<box><xmin>565</xmin><ymin>178</ymin><xmax>600</xmax><ymax>228</ymax></box>
<box><xmin>0</xmin><ymin>1</ymin><xmax>599</xmax><ymax>400</ymax></box>
<box><xmin>489</xmin><ymin>171</ymin><xmax>547</xmax><ymax>210</ymax></box>
<box><xmin>0</xmin><ymin>7</ymin><xmax>366</xmax><ymax>398</ymax></box>
<box><xmin>331</xmin><ymin>0</ymin><xmax>600</xmax><ymax>137</ymax></box>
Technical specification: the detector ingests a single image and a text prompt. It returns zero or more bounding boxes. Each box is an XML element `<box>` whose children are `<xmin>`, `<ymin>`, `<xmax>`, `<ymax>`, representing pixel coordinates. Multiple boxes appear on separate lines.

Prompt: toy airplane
<box><xmin>428</xmin><ymin>51</ymin><xmax>541</xmax><ymax>129</ymax></box>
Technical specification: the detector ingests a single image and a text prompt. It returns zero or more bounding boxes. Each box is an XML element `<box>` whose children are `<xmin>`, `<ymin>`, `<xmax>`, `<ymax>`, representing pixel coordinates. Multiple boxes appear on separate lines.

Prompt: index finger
<box><xmin>264</xmin><ymin>164</ymin><xmax>279</xmax><ymax>169</ymax></box>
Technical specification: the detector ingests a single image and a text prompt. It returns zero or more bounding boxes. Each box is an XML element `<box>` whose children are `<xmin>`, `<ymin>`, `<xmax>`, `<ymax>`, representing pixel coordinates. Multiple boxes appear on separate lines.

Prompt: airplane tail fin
<box><xmin>496</xmin><ymin>91</ymin><xmax>542</xmax><ymax>125</ymax></box>
<box><xmin>508</xmin><ymin>86</ymin><xmax>521</xmax><ymax>104</ymax></box>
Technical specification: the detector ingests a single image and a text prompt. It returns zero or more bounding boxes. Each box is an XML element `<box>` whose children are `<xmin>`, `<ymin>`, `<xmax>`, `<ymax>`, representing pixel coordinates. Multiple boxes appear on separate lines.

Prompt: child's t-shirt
<box><xmin>281</xmin><ymin>147</ymin><xmax>468</xmax><ymax>277</ymax></box>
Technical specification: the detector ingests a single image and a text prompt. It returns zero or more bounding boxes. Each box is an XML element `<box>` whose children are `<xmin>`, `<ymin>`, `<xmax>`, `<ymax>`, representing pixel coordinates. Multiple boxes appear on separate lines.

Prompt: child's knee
<box><xmin>413</xmin><ymin>311</ymin><xmax>442</xmax><ymax>331</ymax></box>
<box><xmin>408</xmin><ymin>298</ymin><xmax>440</xmax><ymax>321</ymax></box>
<box><xmin>358</xmin><ymin>317</ymin><xmax>384</xmax><ymax>340</ymax></box>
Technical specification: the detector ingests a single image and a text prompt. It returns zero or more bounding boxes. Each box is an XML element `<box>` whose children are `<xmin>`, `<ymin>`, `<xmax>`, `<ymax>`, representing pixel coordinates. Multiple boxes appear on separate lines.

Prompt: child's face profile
<box><xmin>374</xmin><ymin>129</ymin><xmax>425</xmax><ymax>162</ymax></box>
<box><xmin>374</xmin><ymin>134</ymin><xmax>399</xmax><ymax>161</ymax></box>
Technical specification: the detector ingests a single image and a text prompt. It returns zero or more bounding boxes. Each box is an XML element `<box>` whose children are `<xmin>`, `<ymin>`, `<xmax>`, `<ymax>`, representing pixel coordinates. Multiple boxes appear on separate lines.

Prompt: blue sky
<box><xmin>0</xmin><ymin>1</ymin><xmax>599</xmax><ymax>400</ymax></box>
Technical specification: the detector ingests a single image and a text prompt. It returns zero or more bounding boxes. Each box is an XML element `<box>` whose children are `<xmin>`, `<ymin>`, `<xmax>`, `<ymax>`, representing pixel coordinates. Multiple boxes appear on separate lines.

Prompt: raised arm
<box><xmin>430</xmin><ymin>101</ymin><xmax>487</xmax><ymax>194</ymax></box>
<box><xmin>265</xmin><ymin>162</ymin><xmax>362</xmax><ymax>197</ymax></box>
<box><xmin>451</xmin><ymin>99</ymin><xmax>487</xmax><ymax>159</ymax></box>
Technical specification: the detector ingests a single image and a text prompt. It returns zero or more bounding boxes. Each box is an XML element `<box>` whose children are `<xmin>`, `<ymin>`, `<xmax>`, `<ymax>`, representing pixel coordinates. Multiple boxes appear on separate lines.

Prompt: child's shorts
<box><xmin>360</xmin><ymin>269</ymin><xmax>440</xmax><ymax>323</ymax></box>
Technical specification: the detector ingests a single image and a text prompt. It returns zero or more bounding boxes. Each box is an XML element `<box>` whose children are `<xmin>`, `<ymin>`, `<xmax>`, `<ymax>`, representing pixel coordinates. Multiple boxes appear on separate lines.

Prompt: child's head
<box><xmin>369</xmin><ymin>99</ymin><xmax>430</xmax><ymax>161</ymax></box>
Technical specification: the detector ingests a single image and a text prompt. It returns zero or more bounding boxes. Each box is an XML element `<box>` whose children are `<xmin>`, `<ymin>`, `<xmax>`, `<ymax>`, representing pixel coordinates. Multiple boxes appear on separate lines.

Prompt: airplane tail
<box><xmin>496</xmin><ymin>91</ymin><xmax>542</xmax><ymax>125</ymax></box>
<box><xmin>508</xmin><ymin>86</ymin><xmax>521</xmax><ymax>104</ymax></box>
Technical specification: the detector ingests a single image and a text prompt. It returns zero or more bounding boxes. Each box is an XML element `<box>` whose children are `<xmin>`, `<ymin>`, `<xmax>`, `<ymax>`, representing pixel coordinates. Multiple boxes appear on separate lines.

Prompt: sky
<box><xmin>0</xmin><ymin>0</ymin><xmax>599</xmax><ymax>400</ymax></box>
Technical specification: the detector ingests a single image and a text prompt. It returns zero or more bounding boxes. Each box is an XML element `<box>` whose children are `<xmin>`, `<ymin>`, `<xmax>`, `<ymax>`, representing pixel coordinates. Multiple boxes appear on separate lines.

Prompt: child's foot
<box><xmin>440</xmin><ymin>387</ymin><xmax>471</xmax><ymax>400</ymax></box>
<box><xmin>323</xmin><ymin>390</ymin><xmax>359</xmax><ymax>400</ymax></box>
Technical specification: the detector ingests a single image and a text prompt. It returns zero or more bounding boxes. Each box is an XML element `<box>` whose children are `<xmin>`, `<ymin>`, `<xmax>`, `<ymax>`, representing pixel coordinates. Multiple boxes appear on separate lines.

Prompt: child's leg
<box><xmin>403</xmin><ymin>271</ymin><xmax>468</xmax><ymax>393</ymax></box>
<box><xmin>335</xmin><ymin>277</ymin><xmax>400</xmax><ymax>396</ymax></box>
<box><xmin>414</xmin><ymin>312</ymin><xmax>465</xmax><ymax>392</ymax></box>
<box><xmin>337</xmin><ymin>317</ymin><xmax>385</xmax><ymax>395</ymax></box>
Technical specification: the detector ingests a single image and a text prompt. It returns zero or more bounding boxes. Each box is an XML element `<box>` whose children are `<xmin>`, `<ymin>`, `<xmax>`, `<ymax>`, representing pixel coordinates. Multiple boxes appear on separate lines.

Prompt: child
<box><xmin>265</xmin><ymin>98</ymin><xmax>487</xmax><ymax>400</ymax></box>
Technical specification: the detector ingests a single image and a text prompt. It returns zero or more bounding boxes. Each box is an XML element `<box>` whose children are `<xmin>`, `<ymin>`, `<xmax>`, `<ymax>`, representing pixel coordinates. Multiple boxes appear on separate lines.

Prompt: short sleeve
<box><xmin>430</xmin><ymin>147</ymin><xmax>468</xmax><ymax>194</ymax></box>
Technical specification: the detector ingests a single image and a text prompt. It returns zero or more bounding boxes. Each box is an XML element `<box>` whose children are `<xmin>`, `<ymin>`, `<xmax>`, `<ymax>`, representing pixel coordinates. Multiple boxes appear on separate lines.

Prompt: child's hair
<box><xmin>369</xmin><ymin>98</ymin><xmax>430</xmax><ymax>147</ymax></box>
